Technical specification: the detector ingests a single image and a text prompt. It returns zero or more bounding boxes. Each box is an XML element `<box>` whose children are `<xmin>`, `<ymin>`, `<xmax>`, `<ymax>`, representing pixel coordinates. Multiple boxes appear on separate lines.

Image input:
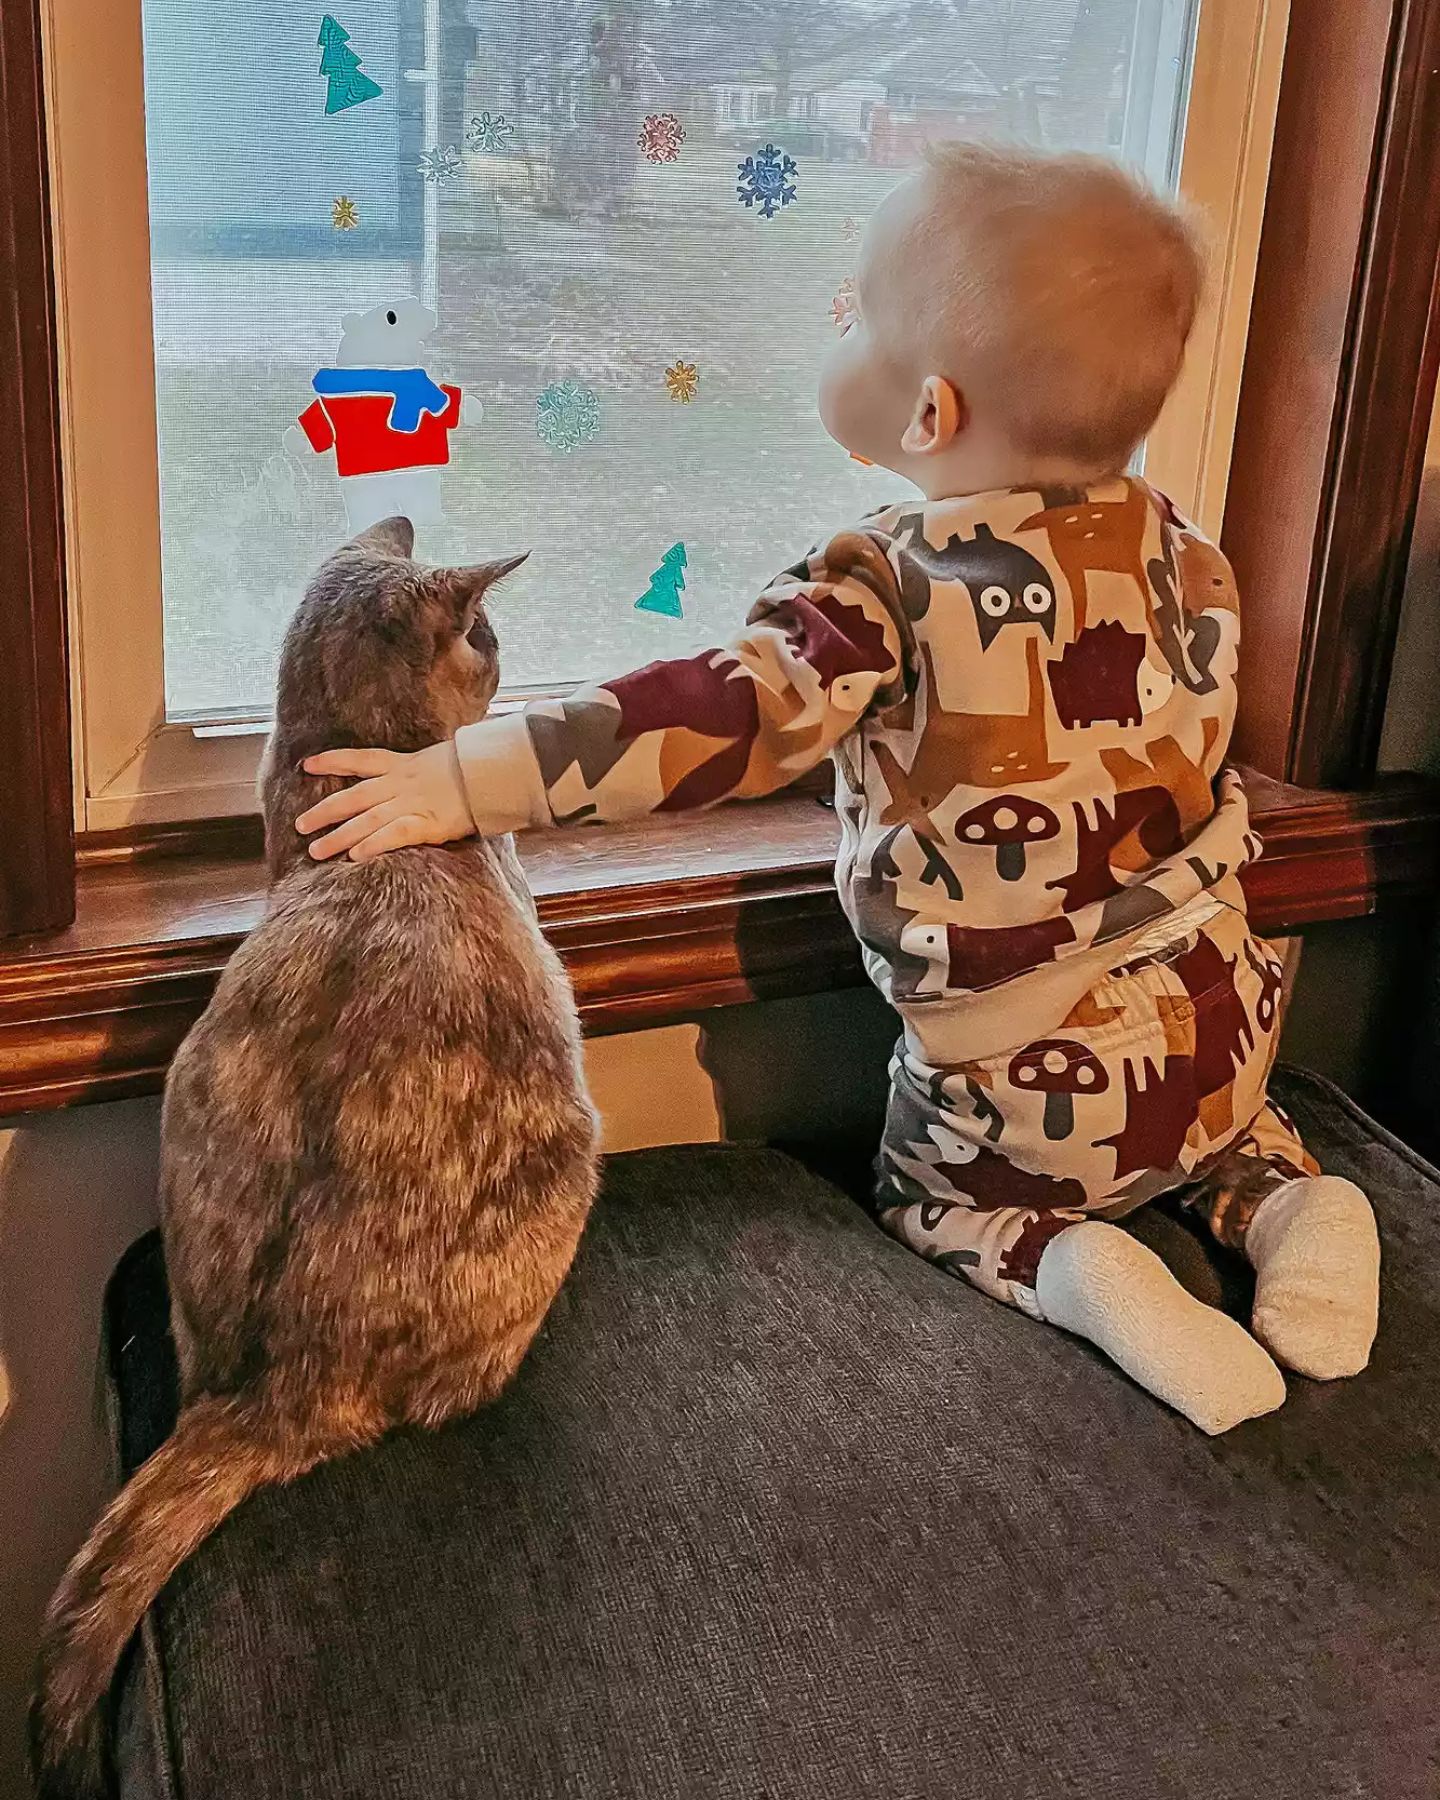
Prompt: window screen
<box><xmin>139</xmin><ymin>0</ymin><xmax>1197</xmax><ymax>720</ymax></box>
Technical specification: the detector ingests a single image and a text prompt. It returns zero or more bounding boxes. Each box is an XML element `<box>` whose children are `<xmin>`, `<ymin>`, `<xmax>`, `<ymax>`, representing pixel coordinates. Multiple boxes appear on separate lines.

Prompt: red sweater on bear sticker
<box><xmin>298</xmin><ymin>385</ymin><xmax>462</xmax><ymax>478</ymax></box>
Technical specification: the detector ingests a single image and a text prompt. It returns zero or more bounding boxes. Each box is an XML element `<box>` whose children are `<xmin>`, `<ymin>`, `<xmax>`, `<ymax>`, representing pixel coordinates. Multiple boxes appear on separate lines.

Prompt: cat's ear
<box><xmin>350</xmin><ymin>516</ymin><xmax>416</xmax><ymax>560</ymax></box>
<box><xmin>434</xmin><ymin>553</ymin><xmax>530</xmax><ymax>623</ymax></box>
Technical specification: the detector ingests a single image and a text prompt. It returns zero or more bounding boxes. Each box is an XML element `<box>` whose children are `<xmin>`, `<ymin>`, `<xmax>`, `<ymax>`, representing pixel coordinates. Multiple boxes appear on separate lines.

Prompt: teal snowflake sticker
<box><xmin>536</xmin><ymin>379</ymin><xmax>601</xmax><ymax>452</ymax></box>
<box><xmin>737</xmin><ymin>143</ymin><xmax>797</xmax><ymax>218</ymax></box>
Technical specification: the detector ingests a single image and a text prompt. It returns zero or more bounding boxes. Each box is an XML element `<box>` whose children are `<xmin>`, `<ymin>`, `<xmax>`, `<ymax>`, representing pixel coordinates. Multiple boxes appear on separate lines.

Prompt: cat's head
<box><xmin>261</xmin><ymin>519</ymin><xmax>526</xmax><ymax>878</ymax></box>
<box><xmin>274</xmin><ymin>517</ymin><xmax>526</xmax><ymax>755</ymax></box>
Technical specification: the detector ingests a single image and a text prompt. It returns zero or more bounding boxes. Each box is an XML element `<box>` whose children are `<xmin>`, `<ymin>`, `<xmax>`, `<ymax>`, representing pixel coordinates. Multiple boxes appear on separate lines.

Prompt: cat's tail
<box><xmin>30</xmin><ymin>1393</ymin><xmax>362</xmax><ymax>1800</ymax></box>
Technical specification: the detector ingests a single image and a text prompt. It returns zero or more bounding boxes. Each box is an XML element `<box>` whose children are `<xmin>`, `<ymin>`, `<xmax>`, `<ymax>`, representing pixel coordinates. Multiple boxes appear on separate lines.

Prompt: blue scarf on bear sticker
<box><xmin>312</xmin><ymin>366</ymin><xmax>449</xmax><ymax>433</ymax></box>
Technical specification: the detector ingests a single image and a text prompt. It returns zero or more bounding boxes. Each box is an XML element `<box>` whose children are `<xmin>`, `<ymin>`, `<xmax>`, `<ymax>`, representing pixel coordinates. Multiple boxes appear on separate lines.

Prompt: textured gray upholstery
<box><xmin>108</xmin><ymin>1069</ymin><xmax>1440</xmax><ymax>1799</ymax></box>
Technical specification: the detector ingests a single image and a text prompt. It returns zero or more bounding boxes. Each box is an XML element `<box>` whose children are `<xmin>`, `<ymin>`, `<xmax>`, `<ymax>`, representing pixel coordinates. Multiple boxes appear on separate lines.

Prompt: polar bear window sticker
<box><xmin>297</xmin><ymin>301</ymin><xmax>470</xmax><ymax>536</ymax></box>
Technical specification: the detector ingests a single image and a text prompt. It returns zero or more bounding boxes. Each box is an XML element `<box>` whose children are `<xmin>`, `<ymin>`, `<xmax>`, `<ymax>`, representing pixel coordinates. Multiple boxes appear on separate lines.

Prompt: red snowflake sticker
<box><xmin>638</xmin><ymin>112</ymin><xmax>685</xmax><ymax>163</ymax></box>
<box><xmin>831</xmin><ymin>278</ymin><xmax>858</xmax><ymax>331</ymax></box>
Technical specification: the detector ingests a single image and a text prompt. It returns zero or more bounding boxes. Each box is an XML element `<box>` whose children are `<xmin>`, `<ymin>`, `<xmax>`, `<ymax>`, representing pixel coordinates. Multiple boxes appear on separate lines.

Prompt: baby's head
<box><xmin>819</xmin><ymin>142</ymin><xmax>1203</xmax><ymax>496</ymax></box>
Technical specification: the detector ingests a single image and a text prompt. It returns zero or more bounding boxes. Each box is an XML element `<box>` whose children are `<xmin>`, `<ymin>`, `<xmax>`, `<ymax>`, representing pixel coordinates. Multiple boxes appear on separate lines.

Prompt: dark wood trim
<box><xmin>0</xmin><ymin>0</ymin><xmax>74</xmax><ymax>937</ymax></box>
<box><xmin>2</xmin><ymin>780</ymin><xmax>1437</xmax><ymax>1117</ymax></box>
<box><xmin>1225</xmin><ymin>0</ymin><xmax>1440</xmax><ymax>787</ymax></box>
<box><xmin>1238</xmin><ymin>772</ymin><xmax>1440</xmax><ymax>931</ymax></box>
<box><xmin>1293</xmin><ymin>0</ymin><xmax>1440</xmax><ymax>786</ymax></box>
<box><xmin>77</xmin><ymin>816</ymin><xmax>266</xmax><ymax>869</ymax></box>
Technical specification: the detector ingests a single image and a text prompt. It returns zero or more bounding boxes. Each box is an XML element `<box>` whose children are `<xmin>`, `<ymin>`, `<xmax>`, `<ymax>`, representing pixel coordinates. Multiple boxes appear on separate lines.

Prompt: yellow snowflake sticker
<box><xmin>331</xmin><ymin>195</ymin><xmax>359</xmax><ymax>230</ymax></box>
<box><xmin>664</xmin><ymin>360</ymin><xmax>699</xmax><ymax>403</ymax></box>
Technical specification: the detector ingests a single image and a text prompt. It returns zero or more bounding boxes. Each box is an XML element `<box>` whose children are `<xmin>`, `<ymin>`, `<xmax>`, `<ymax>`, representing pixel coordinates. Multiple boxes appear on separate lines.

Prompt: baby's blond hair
<box><xmin>913</xmin><ymin>141</ymin><xmax>1204</xmax><ymax>471</ymax></box>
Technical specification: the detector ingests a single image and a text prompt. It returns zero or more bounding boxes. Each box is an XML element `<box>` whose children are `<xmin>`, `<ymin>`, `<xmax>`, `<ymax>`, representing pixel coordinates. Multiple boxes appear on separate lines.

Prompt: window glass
<box><xmin>140</xmin><ymin>0</ymin><xmax>1197</xmax><ymax>719</ymax></box>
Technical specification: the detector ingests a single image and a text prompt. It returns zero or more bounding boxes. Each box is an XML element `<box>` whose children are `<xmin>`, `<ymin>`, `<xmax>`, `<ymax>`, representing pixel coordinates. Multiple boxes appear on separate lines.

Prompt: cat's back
<box><xmin>168</xmin><ymin>838</ymin><xmax>587</xmax><ymax>1157</ymax></box>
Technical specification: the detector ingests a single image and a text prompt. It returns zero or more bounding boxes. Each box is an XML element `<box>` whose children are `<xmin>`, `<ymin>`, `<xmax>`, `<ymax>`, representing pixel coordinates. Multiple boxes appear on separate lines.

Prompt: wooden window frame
<box><xmin>3</xmin><ymin>0</ymin><xmax>1440</xmax><ymax>1114</ymax></box>
<box><xmin>1141</xmin><ymin>0</ymin><xmax>1289</xmax><ymax>537</ymax></box>
<box><xmin>1225</xmin><ymin>0</ymin><xmax>1440</xmax><ymax>786</ymax></box>
<box><xmin>1</xmin><ymin>0</ymin><xmax>72</xmax><ymax>939</ymax></box>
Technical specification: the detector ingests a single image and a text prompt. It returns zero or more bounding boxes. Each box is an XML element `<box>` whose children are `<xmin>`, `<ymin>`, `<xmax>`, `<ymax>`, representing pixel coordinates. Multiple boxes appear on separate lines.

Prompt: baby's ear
<box><xmin>901</xmin><ymin>377</ymin><xmax>965</xmax><ymax>456</ymax></box>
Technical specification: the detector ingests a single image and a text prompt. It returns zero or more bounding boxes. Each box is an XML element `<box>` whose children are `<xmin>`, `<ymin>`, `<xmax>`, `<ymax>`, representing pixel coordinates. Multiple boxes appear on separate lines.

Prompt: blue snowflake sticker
<box><xmin>466</xmin><ymin>111</ymin><xmax>514</xmax><ymax>155</ymax></box>
<box><xmin>737</xmin><ymin>143</ymin><xmax>798</xmax><ymax>219</ymax></box>
<box><xmin>536</xmin><ymin>379</ymin><xmax>601</xmax><ymax>452</ymax></box>
<box><xmin>417</xmin><ymin>145</ymin><xmax>461</xmax><ymax>184</ymax></box>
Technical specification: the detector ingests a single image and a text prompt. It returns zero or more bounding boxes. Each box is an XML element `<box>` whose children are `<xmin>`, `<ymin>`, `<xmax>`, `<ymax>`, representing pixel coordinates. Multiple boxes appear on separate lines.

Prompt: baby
<box><xmin>298</xmin><ymin>143</ymin><xmax>1380</xmax><ymax>1434</ymax></box>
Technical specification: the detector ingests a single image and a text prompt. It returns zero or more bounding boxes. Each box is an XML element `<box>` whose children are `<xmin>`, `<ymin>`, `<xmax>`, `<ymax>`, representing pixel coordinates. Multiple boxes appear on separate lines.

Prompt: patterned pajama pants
<box><xmin>874</xmin><ymin>904</ymin><xmax>1318</xmax><ymax>1313</ymax></box>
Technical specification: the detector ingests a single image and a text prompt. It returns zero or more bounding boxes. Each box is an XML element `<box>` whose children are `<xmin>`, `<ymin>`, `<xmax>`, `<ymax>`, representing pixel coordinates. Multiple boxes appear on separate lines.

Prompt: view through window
<box><xmin>139</xmin><ymin>0</ymin><xmax>1198</xmax><ymax>719</ymax></box>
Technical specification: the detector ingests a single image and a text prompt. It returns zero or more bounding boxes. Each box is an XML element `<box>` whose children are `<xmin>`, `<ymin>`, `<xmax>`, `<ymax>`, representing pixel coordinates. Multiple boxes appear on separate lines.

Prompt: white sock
<box><xmin>1034</xmin><ymin>1221</ymin><xmax>1286</xmax><ymax>1435</ymax></box>
<box><xmin>1246</xmin><ymin>1177</ymin><xmax>1380</xmax><ymax>1380</ymax></box>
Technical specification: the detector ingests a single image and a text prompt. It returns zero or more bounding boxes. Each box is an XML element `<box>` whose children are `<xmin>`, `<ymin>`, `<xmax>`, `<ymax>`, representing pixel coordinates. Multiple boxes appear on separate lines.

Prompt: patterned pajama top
<box><xmin>456</xmin><ymin>476</ymin><xmax>1255</xmax><ymax>1051</ymax></box>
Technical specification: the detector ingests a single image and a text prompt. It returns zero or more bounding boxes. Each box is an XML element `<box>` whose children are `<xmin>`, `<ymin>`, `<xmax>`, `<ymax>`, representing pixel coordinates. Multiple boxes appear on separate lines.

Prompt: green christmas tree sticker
<box><xmin>635</xmin><ymin>542</ymin><xmax>687</xmax><ymax>618</ymax></box>
<box><xmin>319</xmin><ymin>16</ymin><xmax>383</xmax><ymax>115</ymax></box>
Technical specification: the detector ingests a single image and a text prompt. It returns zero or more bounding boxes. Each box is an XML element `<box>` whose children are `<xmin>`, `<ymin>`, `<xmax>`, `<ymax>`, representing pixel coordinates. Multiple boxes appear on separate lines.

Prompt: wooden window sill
<box><xmin>1</xmin><ymin>774</ymin><xmax>1437</xmax><ymax>1116</ymax></box>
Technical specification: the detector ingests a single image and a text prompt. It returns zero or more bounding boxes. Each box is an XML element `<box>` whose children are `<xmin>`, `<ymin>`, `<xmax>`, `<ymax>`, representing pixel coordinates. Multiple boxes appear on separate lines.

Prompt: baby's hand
<box><xmin>296</xmin><ymin>741</ymin><xmax>475</xmax><ymax>861</ymax></box>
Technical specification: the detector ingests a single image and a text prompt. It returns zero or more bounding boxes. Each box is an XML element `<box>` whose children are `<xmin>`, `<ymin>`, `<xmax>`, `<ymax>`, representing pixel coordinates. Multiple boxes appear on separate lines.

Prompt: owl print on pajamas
<box><xmin>927</xmin><ymin>521</ymin><xmax>1060</xmax><ymax>648</ymax></box>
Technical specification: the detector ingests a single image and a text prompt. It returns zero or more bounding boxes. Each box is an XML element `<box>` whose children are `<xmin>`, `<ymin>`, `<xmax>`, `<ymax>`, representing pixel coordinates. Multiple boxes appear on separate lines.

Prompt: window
<box><xmin>44</xmin><ymin>0</ymin><xmax>1284</xmax><ymax>828</ymax></box>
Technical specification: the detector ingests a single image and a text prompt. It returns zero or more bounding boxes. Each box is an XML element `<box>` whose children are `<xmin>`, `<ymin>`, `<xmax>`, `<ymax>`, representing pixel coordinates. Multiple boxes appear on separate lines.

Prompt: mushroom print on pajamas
<box><xmin>1007</xmin><ymin>1039</ymin><xmax>1110</xmax><ymax>1140</ymax></box>
<box><xmin>956</xmin><ymin>795</ymin><xmax>1060</xmax><ymax>881</ymax></box>
<box><xmin>872</xmin><ymin>903</ymin><xmax>1324</xmax><ymax>1320</ymax></box>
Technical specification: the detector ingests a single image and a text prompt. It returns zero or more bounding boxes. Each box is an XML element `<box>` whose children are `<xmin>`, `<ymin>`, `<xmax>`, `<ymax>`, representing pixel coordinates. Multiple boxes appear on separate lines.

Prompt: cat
<box><xmin>31</xmin><ymin>517</ymin><xmax>599</xmax><ymax>1799</ymax></box>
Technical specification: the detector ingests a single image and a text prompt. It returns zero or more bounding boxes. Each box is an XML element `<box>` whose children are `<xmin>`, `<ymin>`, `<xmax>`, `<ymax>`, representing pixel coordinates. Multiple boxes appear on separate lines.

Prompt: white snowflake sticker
<box><xmin>417</xmin><ymin>145</ymin><xmax>461</xmax><ymax>184</ymax></box>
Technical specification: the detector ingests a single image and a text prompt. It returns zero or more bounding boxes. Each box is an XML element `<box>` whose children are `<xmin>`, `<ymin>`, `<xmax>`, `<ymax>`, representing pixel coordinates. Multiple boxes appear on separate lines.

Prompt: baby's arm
<box><xmin>300</xmin><ymin>531</ymin><xmax>907</xmax><ymax>860</ymax></box>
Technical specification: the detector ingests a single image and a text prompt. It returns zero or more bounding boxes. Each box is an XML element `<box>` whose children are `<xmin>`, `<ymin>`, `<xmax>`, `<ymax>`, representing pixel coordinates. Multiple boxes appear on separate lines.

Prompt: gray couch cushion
<box><xmin>109</xmin><ymin>1069</ymin><xmax>1440</xmax><ymax>1799</ymax></box>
